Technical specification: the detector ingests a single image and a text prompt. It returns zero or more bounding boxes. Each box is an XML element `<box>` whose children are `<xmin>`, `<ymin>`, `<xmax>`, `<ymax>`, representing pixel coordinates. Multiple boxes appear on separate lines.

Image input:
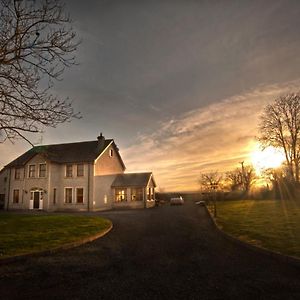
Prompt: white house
<box><xmin>0</xmin><ymin>134</ymin><xmax>156</xmax><ymax>211</ymax></box>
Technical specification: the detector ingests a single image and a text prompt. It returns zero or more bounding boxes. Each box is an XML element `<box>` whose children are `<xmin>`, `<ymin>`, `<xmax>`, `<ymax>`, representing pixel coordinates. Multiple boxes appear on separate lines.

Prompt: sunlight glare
<box><xmin>251</xmin><ymin>145</ymin><xmax>285</xmax><ymax>173</ymax></box>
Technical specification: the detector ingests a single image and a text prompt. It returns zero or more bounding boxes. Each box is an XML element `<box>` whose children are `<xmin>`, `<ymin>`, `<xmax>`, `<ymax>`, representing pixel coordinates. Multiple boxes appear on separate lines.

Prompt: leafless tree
<box><xmin>226</xmin><ymin>169</ymin><xmax>242</xmax><ymax>191</ymax></box>
<box><xmin>226</xmin><ymin>163</ymin><xmax>256</xmax><ymax>194</ymax></box>
<box><xmin>199</xmin><ymin>171</ymin><xmax>223</xmax><ymax>192</ymax></box>
<box><xmin>0</xmin><ymin>0</ymin><xmax>80</xmax><ymax>145</ymax></box>
<box><xmin>259</xmin><ymin>93</ymin><xmax>300</xmax><ymax>183</ymax></box>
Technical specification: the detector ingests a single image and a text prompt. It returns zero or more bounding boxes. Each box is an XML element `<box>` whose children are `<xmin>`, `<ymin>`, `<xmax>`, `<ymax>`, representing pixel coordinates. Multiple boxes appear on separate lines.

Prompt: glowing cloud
<box><xmin>123</xmin><ymin>80</ymin><xmax>300</xmax><ymax>191</ymax></box>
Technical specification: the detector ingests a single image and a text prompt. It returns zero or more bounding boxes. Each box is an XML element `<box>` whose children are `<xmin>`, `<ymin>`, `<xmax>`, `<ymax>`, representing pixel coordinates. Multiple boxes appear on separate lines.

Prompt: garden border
<box><xmin>204</xmin><ymin>205</ymin><xmax>300</xmax><ymax>268</ymax></box>
<box><xmin>0</xmin><ymin>221</ymin><xmax>113</xmax><ymax>265</ymax></box>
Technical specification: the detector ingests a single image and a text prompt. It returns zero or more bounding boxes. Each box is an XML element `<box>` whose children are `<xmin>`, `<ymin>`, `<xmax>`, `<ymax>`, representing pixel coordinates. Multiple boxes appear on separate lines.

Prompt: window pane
<box><xmin>131</xmin><ymin>188</ymin><xmax>143</xmax><ymax>201</ymax></box>
<box><xmin>77</xmin><ymin>164</ymin><xmax>84</xmax><ymax>177</ymax></box>
<box><xmin>13</xmin><ymin>190</ymin><xmax>19</xmax><ymax>203</ymax></box>
<box><xmin>15</xmin><ymin>168</ymin><xmax>21</xmax><ymax>179</ymax></box>
<box><xmin>39</xmin><ymin>164</ymin><xmax>46</xmax><ymax>177</ymax></box>
<box><xmin>76</xmin><ymin>188</ymin><xmax>84</xmax><ymax>203</ymax></box>
<box><xmin>115</xmin><ymin>188</ymin><xmax>127</xmax><ymax>202</ymax></box>
<box><xmin>65</xmin><ymin>188</ymin><xmax>72</xmax><ymax>203</ymax></box>
<box><xmin>29</xmin><ymin>165</ymin><xmax>35</xmax><ymax>178</ymax></box>
<box><xmin>66</xmin><ymin>164</ymin><xmax>73</xmax><ymax>177</ymax></box>
<box><xmin>53</xmin><ymin>188</ymin><xmax>56</xmax><ymax>205</ymax></box>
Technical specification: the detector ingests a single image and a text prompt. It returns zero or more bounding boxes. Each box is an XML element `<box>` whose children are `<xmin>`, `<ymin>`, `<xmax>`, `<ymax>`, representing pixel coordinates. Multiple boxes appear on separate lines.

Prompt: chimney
<box><xmin>97</xmin><ymin>132</ymin><xmax>105</xmax><ymax>151</ymax></box>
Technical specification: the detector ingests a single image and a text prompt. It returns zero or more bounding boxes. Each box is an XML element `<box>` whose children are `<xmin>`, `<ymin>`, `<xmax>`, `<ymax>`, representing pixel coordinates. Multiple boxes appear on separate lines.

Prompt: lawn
<box><xmin>215</xmin><ymin>199</ymin><xmax>300</xmax><ymax>258</ymax></box>
<box><xmin>0</xmin><ymin>214</ymin><xmax>112</xmax><ymax>259</ymax></box>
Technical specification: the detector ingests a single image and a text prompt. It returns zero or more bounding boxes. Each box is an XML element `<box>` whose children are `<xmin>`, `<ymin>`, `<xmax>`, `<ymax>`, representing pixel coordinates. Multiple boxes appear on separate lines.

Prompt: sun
<box><xmin>250</xmin><ymin>145</ymin><xmax>286</xmax><ymax>173</ymax></box>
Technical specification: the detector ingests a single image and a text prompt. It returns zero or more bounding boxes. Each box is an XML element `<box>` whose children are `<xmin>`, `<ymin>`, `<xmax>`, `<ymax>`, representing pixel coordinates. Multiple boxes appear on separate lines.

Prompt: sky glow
<box><xmin>1</xmin><ymin>0</ymin><xmax>300</xmax><ymax>191</ymax></box>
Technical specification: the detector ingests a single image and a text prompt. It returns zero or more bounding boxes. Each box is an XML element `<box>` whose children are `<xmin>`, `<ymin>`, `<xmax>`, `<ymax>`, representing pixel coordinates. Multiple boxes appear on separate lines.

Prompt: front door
<box><xmin>33</xmin><ymin>191</ymin><xmax>40</xmax><ymax>209</ymax></box>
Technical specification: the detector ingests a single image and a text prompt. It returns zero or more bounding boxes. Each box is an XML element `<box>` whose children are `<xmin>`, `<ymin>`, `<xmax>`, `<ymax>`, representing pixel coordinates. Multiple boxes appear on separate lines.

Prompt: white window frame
<box><xmin>109</xmin><ymin>149</ymin><xmax>113</xmax><ymax>157</ymax></box>
<box><xmin>15</xmin><ymin>167</ymin><xmax>21</xmax><ymax>180</ymax></box>
<box><xmin>76</xmin><ymin>163</ymin><xmax>84</xmax><ymax>177</ymax></box>
<box><xmin>75</xmin><ymin>187</ymin><xmax>84</xmax><ymax>204</ymax></box>
<box><xmin>66</xmin><ymin>164</ymin><xmax>73</xmax><ymax>178</ymax></box>
<box><xmin>38</xmin><ymin>163</ymin><xmax>47</xmax><ymax>178</ymax></box>
<box><xmin>13</xmin><ymin>189</ymin><xmax>19</xmax><ymax>204</ymax></box>
<box><xmin>28</xmin><ymin>164</ymin><xmax>36</xmax><ymax>178</ymax></box>
<box><xmin>64</xmin><ymin>187</ymin><xmax>73</xmax><ymax>204</ymax></box>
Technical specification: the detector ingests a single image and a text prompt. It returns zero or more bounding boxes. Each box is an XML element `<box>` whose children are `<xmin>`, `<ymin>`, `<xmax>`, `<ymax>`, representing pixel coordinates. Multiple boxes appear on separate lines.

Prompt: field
<box><xmin>0</xmin><ymin>214</ymin><xmax>111</xmax><ymax>259</ymax></box>
<box><xmin>215</xmin><ymin>199</ymin><xmax>300</xmax><ymax>258</ymax></box>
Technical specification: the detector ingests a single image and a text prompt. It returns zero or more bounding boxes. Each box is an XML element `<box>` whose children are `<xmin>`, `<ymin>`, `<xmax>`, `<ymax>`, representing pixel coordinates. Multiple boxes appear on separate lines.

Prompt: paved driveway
<box><xmin>0</xmin><ymin>201</ymin><xmax>300</xmax><ymax>299</ymax></box>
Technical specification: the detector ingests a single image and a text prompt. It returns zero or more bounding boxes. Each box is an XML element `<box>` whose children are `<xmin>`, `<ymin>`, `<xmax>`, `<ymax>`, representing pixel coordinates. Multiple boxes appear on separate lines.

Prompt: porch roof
<box><xmin>111</xmin><ymin>172</ymin><xmax>156</xmax><ymax>188</ymax></box>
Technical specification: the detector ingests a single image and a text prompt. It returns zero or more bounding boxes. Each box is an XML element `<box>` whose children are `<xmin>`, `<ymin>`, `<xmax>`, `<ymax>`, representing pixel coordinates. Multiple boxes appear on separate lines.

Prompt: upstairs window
<box><xmin>39</xmin><ymin>164</ymin><xmax>46</xmax><ymax>178</ymax></box>
<box><xmin>109</xmin><ymin>149</ymin><xmax>113</xmax><ymax>157</ymax></box>
<box><xmin>66</xmin><ymin>164</ymin><xmax>73</xmax><ymax>177</ymax></box>
<box><xmin>77</xmin><ymin>164</ymin><xmax>84</xmax><ymax>177</ymax></box>
<box><xmin>15</xmin><ymin>168</ymin><xmax>21</xmax><ymax>180</ymax></box>
<box><xmin>28</xmin><ymin>165</ymin><xmax>36</xmax><ymax>178</ymax></box>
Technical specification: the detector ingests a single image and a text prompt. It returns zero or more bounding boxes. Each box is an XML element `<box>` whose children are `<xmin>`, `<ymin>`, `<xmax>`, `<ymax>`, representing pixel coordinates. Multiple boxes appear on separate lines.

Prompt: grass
<box><xmin>0</xmin><ymin>214</ymin><xmax>112</xmax><ymax>259</ymax></box>
<box><xmin>214</xmin><ymin>199</ymin><xmax>300</xmax><ymax>258</ymax></box>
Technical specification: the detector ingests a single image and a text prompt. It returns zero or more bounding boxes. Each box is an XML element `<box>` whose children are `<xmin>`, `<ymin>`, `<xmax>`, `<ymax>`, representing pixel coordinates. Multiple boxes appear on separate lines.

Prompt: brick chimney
<box><xmin>97</xmin><ymin>133</ymin><xmax>105</xmax><ymax>151</ymax></box>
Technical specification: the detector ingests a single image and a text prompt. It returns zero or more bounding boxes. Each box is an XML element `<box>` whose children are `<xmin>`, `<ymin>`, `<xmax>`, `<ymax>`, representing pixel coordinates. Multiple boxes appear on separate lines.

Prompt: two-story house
<box><xmin>0</xmin><ymin>134</ymin><xmax>156</xmax><ymax>211</ymax></box>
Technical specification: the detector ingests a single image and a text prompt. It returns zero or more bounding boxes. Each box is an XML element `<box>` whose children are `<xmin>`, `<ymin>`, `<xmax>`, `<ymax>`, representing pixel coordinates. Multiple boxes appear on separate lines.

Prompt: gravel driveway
<box><xmin>1</xmin><ymin>201</ymin><xmax>300</xmax><ymax>299</ymax></box>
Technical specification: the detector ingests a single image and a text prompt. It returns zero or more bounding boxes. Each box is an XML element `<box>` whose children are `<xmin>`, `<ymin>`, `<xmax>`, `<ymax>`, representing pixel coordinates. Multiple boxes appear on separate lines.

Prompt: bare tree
<box><xmin>226</xmin><ymin>163</ymin><xmax>256</xmax><ymax>194</ymax></box>
<box><xmin>241</xmin><ymin>164</ymin><xmax>256</xmax><ymax>194</ymax></box>
<box><xmin>199</xmin><ymin>171</ymin><xmax>223</xmax><ymax>192</ymax></box>
<box><xmin>259</xmin><ymin>93</ymin><xmax>300</xmax><ymax>183</ymax></box>
<box><xmin>0</xmin><ymin>0</ymin><xmax>80</xmax><ymax>144</ymax></box>
<box><xmin>226</xmin><ymin>169</ymin><xmax>242</xmax><ymax>191</ymax></box>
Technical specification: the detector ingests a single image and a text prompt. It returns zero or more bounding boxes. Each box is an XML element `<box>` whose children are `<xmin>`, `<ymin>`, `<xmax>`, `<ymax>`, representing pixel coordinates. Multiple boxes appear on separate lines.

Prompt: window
<box><xmin>39</xmin><ymin>164</ymin><xmax>46</xmax><ymax>177</ymax></box>
<box><xmin>76</xmin><ymin>188</ymin><xmax>84</xmax><ymax>204</ymax></box>
<box><xmin>109</xmin><ymin>149</ymin><xmax>113</xmax><ymax>157</ymax></box>
<box><xmin>13</xmin><ymin>189</ymin><xmax>19</xmax><ymax>204</ymax></box>
<box><xmin>15</xmin><ymin>168</ymin><xmax>21</xmax><ymax>180</ymax></box>
<box><xmin>66</xmin><ymin>164</ymin><xmax>73</xmax><ymax>177</ymax></box>
<box><xmin>65</xmin><ymin>188</ymin><xmax>73</xmax><ymax>204</ymax></box>
<box><xmin>115</xmin><ymin>188</ymin><xmax>127</xmax><ymax>202</ymax></box>
<box><xmin>131</xmin><ymin>188</ymin><xmax>143</xmax><ymax>201</ymax></box>
<box><xmin>147</xmin><ymin>187</ymin><xmax>153</xmax><ymax>200</ymax></box>
<box><xmin>29</xmin><ymin>165</ymin><xmax>36</xmax><ymax>178</ymax></box>
<box><xmin>53</xmin><ymin>188</ymin><xmax>56</xmax><ymax>205</ymax></box>
<box><xmin>77</xmin><ymin>164</ymin><xmax>84</xmax><ymax>177</ymax></box>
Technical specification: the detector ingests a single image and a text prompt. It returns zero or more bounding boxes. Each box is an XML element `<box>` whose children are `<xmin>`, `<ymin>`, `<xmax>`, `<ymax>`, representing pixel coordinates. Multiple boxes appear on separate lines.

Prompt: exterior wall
<box><xmin>0</xmin><ymin>168</ymin><xmax>10</xmax><ymax>209</ymax></box>
<box><xmin>4</xmin><ymin>158</ymin><xmax>95</xmax><ymax>212</ymax></box>
<box><xmin>93</xmin><ymin>175</ymin><xmax>117</xmax><ymax>211</ymax></box>
<box><xmin>94</xmin><ymin>144</ymin><xmax>125</xmax><ymax>175</ymax></box>
<box><xmin>7</xmin><ymin>154</ymin><xmax>49</xmax><ymax>210</ymax></box>
<box><xmin>48</xmin><ymin>162</ymin><xmax>92</xmax><ymax>211</ymax></box>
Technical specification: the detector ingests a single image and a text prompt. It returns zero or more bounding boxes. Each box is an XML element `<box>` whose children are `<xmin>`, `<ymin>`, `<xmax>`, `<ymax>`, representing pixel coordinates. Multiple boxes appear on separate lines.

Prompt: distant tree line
<box><xmin>199</xmin><ymin>93</ymin><xmax>300</xmax><ymax>200</ymax></box>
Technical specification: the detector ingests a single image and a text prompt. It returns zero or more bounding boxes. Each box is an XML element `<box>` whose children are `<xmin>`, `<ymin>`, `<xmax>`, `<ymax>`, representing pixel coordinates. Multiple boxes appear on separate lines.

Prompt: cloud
<box><xmin>122</xmin><ymin>80</ymin><xmax>300</xmax><ymax>191</ymax></box>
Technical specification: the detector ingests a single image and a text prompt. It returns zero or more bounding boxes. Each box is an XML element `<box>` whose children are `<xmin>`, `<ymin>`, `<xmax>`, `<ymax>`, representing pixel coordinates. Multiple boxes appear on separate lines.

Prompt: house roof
<box><xmin>111</xmin><ymin>172</ymin><xmax>156</xmax><ymax>188</ymax></box>
<box><xmin>5</xmin><ymin>139</ymin><xmax>119</xmax><ymax>167</ymax></box>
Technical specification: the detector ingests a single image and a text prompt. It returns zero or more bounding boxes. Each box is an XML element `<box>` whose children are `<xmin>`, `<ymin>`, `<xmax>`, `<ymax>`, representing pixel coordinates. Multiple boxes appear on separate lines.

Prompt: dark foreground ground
<box><xmin>0</xmin><ymin>201</ymin><xmax>300</xmax><ymax>300</ymax></box>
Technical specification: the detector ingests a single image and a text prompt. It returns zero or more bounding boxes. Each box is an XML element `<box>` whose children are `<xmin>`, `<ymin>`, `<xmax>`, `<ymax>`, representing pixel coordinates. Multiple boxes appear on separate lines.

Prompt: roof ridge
<box><xmin>31</xmin><ymin>139</ymin><xmax>113</xmax><ymax>148</ymax></box>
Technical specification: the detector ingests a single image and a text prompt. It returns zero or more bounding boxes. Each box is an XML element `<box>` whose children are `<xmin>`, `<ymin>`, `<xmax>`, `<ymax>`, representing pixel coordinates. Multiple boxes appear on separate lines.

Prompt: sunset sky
<box><xmin>1</xmin><ymin>0</ymin><xmax>300</xmax><ymax>191</ymax></box>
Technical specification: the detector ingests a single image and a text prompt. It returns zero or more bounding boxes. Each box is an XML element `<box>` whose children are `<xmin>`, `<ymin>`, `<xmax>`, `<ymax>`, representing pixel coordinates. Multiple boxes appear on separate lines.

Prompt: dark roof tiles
<box><xmin>6</xmin><ymin>139</ymin><xmax>113</xmax><ymax>167</ymax></box>
<box><xmin>111</xmin><ymin>172</ymin><xmax>156</xmax><ymax>187</ymax></box>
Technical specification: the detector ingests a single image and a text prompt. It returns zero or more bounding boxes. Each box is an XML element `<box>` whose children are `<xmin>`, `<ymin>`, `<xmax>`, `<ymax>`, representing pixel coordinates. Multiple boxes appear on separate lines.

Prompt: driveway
<box><xmin>0</xmin><ymin>201</ymin><xmax>300</xmax><ymax>299</ymax></box>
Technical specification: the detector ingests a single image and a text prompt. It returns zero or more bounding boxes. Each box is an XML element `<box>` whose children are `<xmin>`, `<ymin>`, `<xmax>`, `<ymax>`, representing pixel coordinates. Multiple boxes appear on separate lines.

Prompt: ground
<box><xmin>0</xmin><ymin>214</ymin><xmax>111</xmax><ymax>258</ymax></box>
<box><xmin>215</xmin><ymin>199</ymin><xmax>300</xmax><ymax>258</ymax></box>
<box><xmin>0</xmin><ymin>201</ymin><xmax>300</xmax><ymax>299</ymax></box>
